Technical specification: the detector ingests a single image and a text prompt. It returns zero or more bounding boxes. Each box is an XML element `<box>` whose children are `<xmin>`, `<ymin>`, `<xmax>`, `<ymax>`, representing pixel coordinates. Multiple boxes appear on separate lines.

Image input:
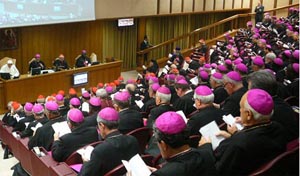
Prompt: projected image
<box><xmin>0</xmin><ymin>0</ymin><xmax>95</xmax><ymax>28</ymax></box>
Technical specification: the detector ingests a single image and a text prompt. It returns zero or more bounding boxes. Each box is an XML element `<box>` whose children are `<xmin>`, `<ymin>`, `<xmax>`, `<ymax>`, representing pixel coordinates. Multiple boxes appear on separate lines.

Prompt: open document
<box><xmin>199</xmin><ymin>121</ymin><xmax>225</xmax><ymax>150</ymax></box>
<box><xmin>122</xmin><ymin>154</ymin><xmax>151</xmax><ymax>176</ymax></box>
<box><xmin>176</xmin><ymin>110</ymin><xmax>188</xmax><ymax>124</ymax></box>
<box><xmin>52</xmin><ymin>121</ymin><xmax>71</xmax><ymax>137</ymax></box>
<box><xmin>222</xmin><ymin>114</ymin><xmax>244</xmax><ymax>131</ymax></box>
<box><xmin>77</xmin><ymin>146</ymin><xmax>94</xmax><ymax>161</ymax></box>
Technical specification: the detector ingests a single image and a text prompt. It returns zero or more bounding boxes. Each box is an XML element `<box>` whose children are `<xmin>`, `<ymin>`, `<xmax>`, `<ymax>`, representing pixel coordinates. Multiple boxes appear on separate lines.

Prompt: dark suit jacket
<box><xmin>213</xmin><ymin>86</ymin><xmax>228</xmax><ymax>104</ymax></box>
<box><xmin>118</xmin><ymin>108</ymin><xmax>143</xmax><ymax>134</ymax></box>
<box><xmin>51</xmin><ymin>125</ymin><xmax>98</xmax><ymax>162</ymax></box>
<box><xmin>79</xmin><ymin>131</ymin><xmax>139</xmax><ymax>176</ymax></box>
<box><xmin>19</xmin><ymin>117</ymin><xmax>49</xmax><ymax>138</ymax></box>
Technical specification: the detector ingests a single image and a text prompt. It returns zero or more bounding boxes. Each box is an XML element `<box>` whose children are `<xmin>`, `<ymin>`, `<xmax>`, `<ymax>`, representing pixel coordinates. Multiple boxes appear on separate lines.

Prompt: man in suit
<box><xmin>254</xmin><ymin>0</ymin><xmax>264</xmax><ymax>24</ymax></box>
<box><xmin>199</xmin><ymin>89</ymin><xmax>288</xmax><ymax>175</ymax></box>
<box><xmin>188</xmin><ymin>86</ymin><xmax>224</xmax><ymax>136</ymax></box>
<box><xmin>140</xmin><ymin>35</ymin><xmax>152</xmax><ymax>64</ymax></box>
<box><xmin>79</xmin><ymin>107</ymin><xmax>139</xmax><ymax>176</ymax></box>
<box><xmin>113</xmin><ymin>91</ymin><xmax>143</xmax><ymax>134</ymax></box>
<box><xmin>51</xmin><ymin>109</ymin><xmax>98</xmax><ymax>162</ymax></box>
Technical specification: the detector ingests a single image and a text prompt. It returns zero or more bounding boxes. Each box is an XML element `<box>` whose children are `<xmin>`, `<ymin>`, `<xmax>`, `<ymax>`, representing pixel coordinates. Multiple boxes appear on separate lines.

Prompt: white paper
<box><xmin>142</xmin><ymin>65</ymin><xmax>147</xmax><ymax>70</ymax></box>
<box><xmin>77</xmin><ymin>145</ymin><xmax>94</xmax><ymax>161</ymax></box>
<box><xmin>176</xmin><ymin>110</ymin><xmax>187</xmax><ymax>124</ymax></box>
<box><xmin>12</xmin><ymin>132</ymin><xmax>20</xmax><ymax>138</ymax></box>
<box><xmin>52</xmin><ymin>121</ymin><xmax>71</xmax><ymax>137</ymax></box>
<box><xmin>31</xmin><ymin>122</ymin><xmax>43</xmax><ymax>132</ymax></box>
<box><xmin>135</xmin><ymin>100</ymin><xmax>144</xmax><ymax>109</ymax></box>
<box><xmin>199</xmin><ymin>121</ymin><xmax>225</xmax><ymax>150</ymax></box>
<box><xmin>164</xmin><ymin>65</ymin><xmax>170</xmax><ymax>71</ymax></box>
<box><xmin>81</xmin><ymin>88</ymin><xmax>86</xmax><ymax>94</ymax></box>
<box><xmin>222</xmin><ymin>114</ymin><xmax>244</xmax><ymax>131</ymax></box>
<box><xmin>25</xmin><ymin>122</ymin><xmax>30</xmax><ymax>128</ymax></box>
<box><xmin>190</xmin><ymin>76</ymin><xmax>199</xmax><ymax>86</ymax></box>
<box><xmin>121</xmin><ymin>154</ymin><xmax>151</xmax><ymax>176</ymax></box>
<box><xmin>82</xmin><ymin>102</ymin><xmax>90</xmax><ymax>113</ymax></box>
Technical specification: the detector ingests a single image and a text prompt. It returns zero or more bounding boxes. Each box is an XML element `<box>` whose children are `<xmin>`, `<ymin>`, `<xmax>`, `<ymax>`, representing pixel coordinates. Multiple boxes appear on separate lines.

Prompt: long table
<box><xmin>0</xmin><ymin>61</ymin><xmax>122</xmax><ymax>114</ymax></box>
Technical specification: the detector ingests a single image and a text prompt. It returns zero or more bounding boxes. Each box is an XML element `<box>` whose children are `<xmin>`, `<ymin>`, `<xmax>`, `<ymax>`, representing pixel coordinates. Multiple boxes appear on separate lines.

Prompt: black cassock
<box><xmin>118</xmin><ymin>108</ymin><xmax>143</xmax><ymax>134</ymax></box>
<box><xmin>151</xmin><ymin>146</ymin><xmax>217</xmax><ymax>176</ymax></box>
<box><xmin>221</xmin><ymin>87</ymin><xmax>247</xmax><ymax>117</ymax></box>
<box><xmin>19</xmin><ymin>117</ymin><xmax>49</xmax><ymax>138</ymax></box>
<box><xmin>28</xmin><ymin>116</ymin><xmax>65</xmax><ymax>151</ymax></box>
<box><xmin>188</xmin><ymin>106</ymin><xmax>225</xmax><ymax>136</ymax></box>
<box><xmin>51</xmin><ymin>126</ymin><xmax>98</xmax><ymax>162</ymax></box>
<box><xmin>79</xmin><ymin>131</ymin><xmax>139</xmax><ymax>176</ymax></box>
<box><xmin>214</xmin><ymin>121</ymin><xmax>288</xmax><ymax>175</ymax></box>
<box><xmin>173</xmin><ymin>91</ymin><xmax>196</xmax><ymax>116</ymax></box>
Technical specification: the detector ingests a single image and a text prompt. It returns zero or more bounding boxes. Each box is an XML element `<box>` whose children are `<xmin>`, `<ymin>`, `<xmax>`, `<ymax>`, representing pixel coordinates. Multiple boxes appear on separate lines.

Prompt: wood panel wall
<box><xmin>0</xmin><ymin>21</ymin><xmax>103</xmax><ymax>74</ymax></box>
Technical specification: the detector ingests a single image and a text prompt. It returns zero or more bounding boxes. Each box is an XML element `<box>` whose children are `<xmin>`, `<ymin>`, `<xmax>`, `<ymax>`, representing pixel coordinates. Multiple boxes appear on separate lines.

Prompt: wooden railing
<box><xmin>137</xmin><ymin>3</ymin><xmax>299</xmax><ymax>66</ymax></box>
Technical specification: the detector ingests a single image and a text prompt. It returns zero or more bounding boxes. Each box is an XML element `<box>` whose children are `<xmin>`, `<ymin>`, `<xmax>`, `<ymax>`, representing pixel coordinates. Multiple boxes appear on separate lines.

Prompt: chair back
<box><xmin>0</xmin><ymin>57</ymin><xmax>16</xmax><ymax>68</ymax></box>
<box><xmin>103</xmin><ymin>164</ymin><xmax>126</xmax><ymax>176</ymax></box>
<box><xmin>126</xmin><ymin>127</ymin><xmax>151</xmax><ymax>154</ymax></box>
<box><xmin>249</xmin><ymin>139</ymin><xmax>299</xmax><ymax>176</ymax></box>
<box><xmin>65</xmin><ymin>141</ymin><xmax>102</xmax><ymax>165</ymax></box>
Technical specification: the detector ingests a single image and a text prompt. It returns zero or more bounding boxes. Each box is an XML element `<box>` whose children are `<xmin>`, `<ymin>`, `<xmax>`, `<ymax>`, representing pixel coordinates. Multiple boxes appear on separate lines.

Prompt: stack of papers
<box><xmin>199</xmin><ymin>121</ymin><xmax>225</xmax><ymax>150</ymax></box>
<box><xmin>122</xmin><ymin>154</ymin><xmax>151</xmax><ymax>176</ymax></box>
<box><xmin>52</xmin><ymin>121</ymin><xmax>71</xmax><ymax>137</ymax></box>
<box><xmin>77</xmin><ymin>146</ymin><xmax>94</xmax><ymax>161</ymax></box>
<box><xmin>222</xmin><ymin>114</ymin><xmax>244</xmax><ymax>131</ymax></box>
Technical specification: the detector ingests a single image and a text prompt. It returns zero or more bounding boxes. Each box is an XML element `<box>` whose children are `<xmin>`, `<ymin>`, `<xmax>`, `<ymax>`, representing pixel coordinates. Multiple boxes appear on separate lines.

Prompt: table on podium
<box><xmin>0</xmin><ymin>61</ymin><xmax>122</xmax><ymax>114</ymax></box>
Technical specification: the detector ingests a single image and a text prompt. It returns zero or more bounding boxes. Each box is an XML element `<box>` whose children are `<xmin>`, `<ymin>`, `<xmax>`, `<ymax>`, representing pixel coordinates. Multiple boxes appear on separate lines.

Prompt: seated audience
<box><xmin>79</xmin><ymin>107</ymin><xmax>139</xmax><ymax>176</ymax></box>
<box><xmin>200</xmin><ymin>89</ymin><xmax>288</xmax><ymax>175</ymax></box>
<box><xmin>210</xmin><ymin>72</ymin><xmax>228</xmax><ymax>104</ymax></box>
<box><xmin>51</xmin><ymin>109</ymin><xmax>98</xmax><ymax>162</ymax></box>
<box><xmin>173</xmin><ymin>79</ymin><xmax>196</xmax><ymax>115</ymax></box>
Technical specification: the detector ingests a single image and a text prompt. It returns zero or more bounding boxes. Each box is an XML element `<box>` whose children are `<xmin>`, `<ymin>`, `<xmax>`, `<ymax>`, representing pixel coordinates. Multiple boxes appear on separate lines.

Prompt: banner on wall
<box><xmin>0</xmin><ymin>28</ymin><xmax>18</xmax><ymax>50</ymax></box>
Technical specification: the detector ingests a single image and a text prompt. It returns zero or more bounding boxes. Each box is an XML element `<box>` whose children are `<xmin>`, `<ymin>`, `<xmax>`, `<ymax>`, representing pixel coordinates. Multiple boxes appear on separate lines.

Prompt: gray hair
<box><xmin>265</xmin><ymin>53</ymin><xmax>276</xmax><ymax>61</ymax></box>
<box><xmin>96</xmin><ymin>88</ymin><xmax>108</xmax><ymax>98</ymax></box>
<box><xmin>244</xmin><ymin>97</ymin><xmax>273</xmax><ymax>121</ymax></box>
<box><xmin>96</xmin><ymin>117</ymin><xmax>119</xmax><ymax>129</ymax></box>
<box><xmin>211</xmin><ymin>76</ymin><xmax>223</xmax><ymax>84</ymax></box>
<box><xmin>156</xmin><ymin>92</ymin><xmax>171</xmax><ymax>103</ymax></box>
<box><xmin>193</xmin><ymin>93</ymin><xmax>214</xmax><ymax>104</ymax></box>
<box><xmin>247</xmin><ymin>70</ymin><xmax>277</xmax><ymax>96</ymax></box>
<box><xmin>126</xmin><ymin>84</ymin><xmax>136</xmax><ymax>92</ymax></box>
<box><xmin>223</xmin><ymin>74</ymin><xmax>241</xmax><ymax>85</ymax></box>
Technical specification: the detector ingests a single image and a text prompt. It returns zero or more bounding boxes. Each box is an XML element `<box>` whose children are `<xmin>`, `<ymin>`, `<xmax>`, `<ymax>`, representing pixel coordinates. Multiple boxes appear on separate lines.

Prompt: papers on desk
<box><xmin>199</xmin><ymin>121</ymin><xmax>225</xmax><ymax>150</ymax></box>
<box><xmin>122</xmin><ymin>154</ymin><xmax>151</xmax><ymax>176</ymax></box>
<box><xmin>77</xmin><ymin>146</ymin><xmax>94</xmax><ymax>161</ymax></box>
<box><xmin>135</xmin><ymin>100</ymin><xmax>144</xmax><ymax>109</ymax></box>
<box><xmin>51</xmin><ymin>121</ymin><xmax>71</xmax><ymax>137</ymax></box>
<box><xmin>176</xmin><ymin>110</ymin><xmax>187</xmax><ymax>124</ymax></box>
<box><xmin>190</xmin><ymin>76</ymin><xmax>199</xmax><ymax>86</ymax></box>
<box><xmin>81</xmin><ymin>102</ymin><xmax>90</xmax><ymax>113</ymax></box>
<box><xmin>222</xmin><ymin>114</ymin><xmax>244</xmax><ymax>131</ymax></box>
<box><xmin>31</xmin><ymin>122</ymin><xmax>43</xmax><ymax>133</ymax></box>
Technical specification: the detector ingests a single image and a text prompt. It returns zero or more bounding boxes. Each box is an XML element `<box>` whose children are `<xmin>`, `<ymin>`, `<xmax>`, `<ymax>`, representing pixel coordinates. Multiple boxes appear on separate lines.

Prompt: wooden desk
<box><xmin>0</xmin><ymin>61</ymin><xmax>122</xmax><ymax>114</ymax></box>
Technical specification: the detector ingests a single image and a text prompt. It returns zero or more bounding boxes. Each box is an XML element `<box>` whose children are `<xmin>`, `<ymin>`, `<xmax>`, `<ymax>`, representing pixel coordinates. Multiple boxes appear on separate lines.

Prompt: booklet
<box><xmin>81</xmin><ymin>102</ymin><xmax>90</xmax><ymax>113</ymax></box>
<box><xmin>77</xmin><ymin>145</ymin><xmax>94</xmax><ymax>161</ymax></box>
<box><xmin>176</xmin><ymin>110</ymin><xmax>188</xmax><ymax>124</ymax></box>
<box><xmin>190</xmin><ymin>76</ymin><xmax>199</xmax><ymax>86</ymax></box>
<box><xmin>51</xmin><ymin>121</ymin><xmax>71</xmax><ymax>137</ymax></box>
<box><xmin>121</xmin><ymin>154</ymin><xmax>151</xmax><ymax>176</ymax></box>
<box><xmin>135</xmin><ymin>100</ymin><xmax>144</xmax><ymax>109</ymax></box>
<box><xmin>222</xmin><ymin>114</ymin><xmax>244</xmax><ymax>131</ymax></box>
<box><xmin>199</xmin><ymin>121</ymin><xmax>225</xmax><ymax>150</ymax></box>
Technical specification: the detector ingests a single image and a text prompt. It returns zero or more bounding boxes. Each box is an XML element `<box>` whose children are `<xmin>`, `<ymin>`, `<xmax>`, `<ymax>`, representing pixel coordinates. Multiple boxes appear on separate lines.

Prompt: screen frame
<box><xmin>72</xmin><ymin>72</ymin><xmax>88</xmax><ymax>87</ymax></box>
<box><xmin>118</xmin><ymin>18</ymin><xmax>134</xmax><ymax>27</ymax></box>
<box><xmin>31</xmin><ymin>67</ymin><xmax>41</xmax><ymax>76</ymax></box>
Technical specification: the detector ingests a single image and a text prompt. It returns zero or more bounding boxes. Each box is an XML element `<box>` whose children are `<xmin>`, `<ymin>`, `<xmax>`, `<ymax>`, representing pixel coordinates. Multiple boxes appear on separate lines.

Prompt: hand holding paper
<box><xmin>51</xmin><ymin>121</ymin><xmax>71</xmax><ymax>137</ymax></box>
<box><xmin>122</xmin><ymin>154</ymin><xmax>151</xmax><ymax>176</ymax></box>
<box><xmin>222</xmin><ymin>114</ymin><xmax>244</xmax><ymax>131</ymax></box>
<box><xmin>199</xmin><ymin>121</ymin><xmax>225</xmax><ymax>150</ymax></box>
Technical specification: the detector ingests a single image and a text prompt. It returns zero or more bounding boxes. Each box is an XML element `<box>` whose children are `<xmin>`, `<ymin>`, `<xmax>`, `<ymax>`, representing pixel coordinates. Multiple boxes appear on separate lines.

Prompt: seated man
<box><xmin>113</xmin><ymin>91</ymin><xmax>143</xmax><ymax>134</ymax></box>
<box><xmin>53</xmin><ymin>54</ymin><xmax>69</xmax><ymax>71</ymax></box>
<box><xmin>188</xmin><ymin>85</ymin><xmax>224</xmax><ymax>136</ymax></box>
<box><xmin>150</xmin><ymin>111</ymin><xmax>217</xmax><ymax>176</ymax></box>
<box><xmin>28</xmin><ymin>101</ymin><xmax>65</xmax><ymax>151</ymax></box>
<box><xmin>51</xmin><ymin>109</ymin><xmax>98</xmax><ymax>162</ymax></box>
<box><xmin>79</xmin><ymin>107</ymin><xmax>139</xmax><ymax>176</ymax></box>
<box><xmin>200</xmin><ymin>89</ymin><xmax>288</xmax><ymax>175</ymax></box>
<box><xmin>28</xmin><ymin>53</ymin><xmax>46</xmax><ymax>71</ymax></box>
<box><xmin>75</xmin><ymin>50</ymin><xmax>91</xmax><ymax>68</ymax></box>
<box><xmin>0</xmin><ymin>59</ymin><xmax>20</xmax><ymax>79</ymax></box>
